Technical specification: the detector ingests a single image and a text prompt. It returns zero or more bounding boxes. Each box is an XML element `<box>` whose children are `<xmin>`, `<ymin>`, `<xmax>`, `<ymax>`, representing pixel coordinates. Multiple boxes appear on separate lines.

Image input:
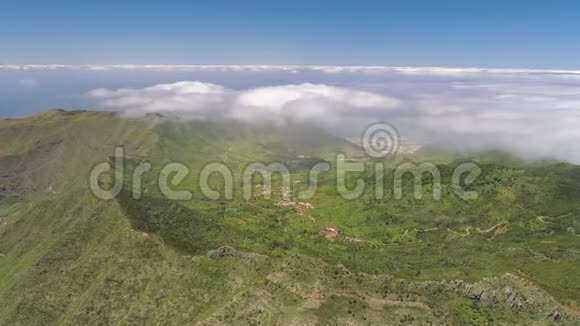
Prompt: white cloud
<box><xmin>86</xmin><ymin>68</ymin><xmax>580</xmax><ymax>163</ymax></box>
<box><xmin>231</xmin><ymin>83</ymin><xmax>399</xmax><ymax>122</ymax></box>
<box><xmin>89</xmin><ymin>82</ymin><xmax>401</xmax><ymax>124</ymax></box>
<box><xmin>89</xmin><ymin>81</ymin><xmax>228</xmax><ymax>117</ymax></box>
<box><xmin>5</xmin><ymin>64</ymin><xmax>580</xmax><ymax>78</ymax></box>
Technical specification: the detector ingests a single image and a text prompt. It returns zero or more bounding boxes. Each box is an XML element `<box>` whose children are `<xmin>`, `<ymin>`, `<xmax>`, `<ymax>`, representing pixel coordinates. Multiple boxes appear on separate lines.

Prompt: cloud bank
<box><xmin>90</xmin><ymin>82</ymin><xmax>400</xmax><ymax>125</ymax></box>
<box><xmin>89</xmin><ymin>81</ymin><xmax>228</xmax><ymax>118</ymax></box>
<box><xmin>231</xmin><ymin>84</ymin><xmax>399</xmax><ymax>122</ymax></box>
<box><xmin>6</xmin><ymin>64</ymin><xmax>580</xmax><ymax>78</ymax></box>
<box><xmin>86</xmin><ymin>68</ymin><xmax>580</xmax><ymax>163</ymax></box>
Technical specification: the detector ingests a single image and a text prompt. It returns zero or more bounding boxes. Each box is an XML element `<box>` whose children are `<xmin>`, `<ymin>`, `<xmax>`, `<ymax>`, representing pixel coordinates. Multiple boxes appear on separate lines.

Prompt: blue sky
<box><xmin>3</xmin><ymin>1</ymin><xmax>580</xmax><ymax>162</ymax></box>
<box><xmin>1</xmin><ymin>0</ymin><xmax>580</xmax><ymax>68</ymax></box>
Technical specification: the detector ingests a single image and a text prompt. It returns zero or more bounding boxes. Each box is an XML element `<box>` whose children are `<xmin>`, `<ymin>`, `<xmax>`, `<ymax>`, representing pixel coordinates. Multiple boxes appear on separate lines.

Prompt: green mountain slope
<box><xmin>1</xmin><ymin>110</ymin><xmax>579</xmax><ymax>325</ymax></box>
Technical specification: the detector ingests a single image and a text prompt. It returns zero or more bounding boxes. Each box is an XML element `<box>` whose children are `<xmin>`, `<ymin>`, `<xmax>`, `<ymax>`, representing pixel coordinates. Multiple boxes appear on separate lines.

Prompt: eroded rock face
<box><xmin>411</xmin><ymin>273</ymin><xmax>575</xmax><ymax>321</ymax></box>
<box><xmin>454</xmin><ymin>276</ymin><xmax>545</xmax><ymax>312</ymax></box>
<box><xmin>207</xmin><ymin>246</ymin><xmax>240</xmax><ymax>259</ymax></box>
<box><xmin>206</xmin><ymin>247</ymin><xmax>270</xmax><ymax>264</ymax></box>
<box><xmin>194</xmin><ymin>253</ymin><xmax>579</xmax><ymax>325</ymax></box>
<box><xmin>549</xmin><ymin>310</ymin><xmax>562</xmax><ymax>322</ymax></box>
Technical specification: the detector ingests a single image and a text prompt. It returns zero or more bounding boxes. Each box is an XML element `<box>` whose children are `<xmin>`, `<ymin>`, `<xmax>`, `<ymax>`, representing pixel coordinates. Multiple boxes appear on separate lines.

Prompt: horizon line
<box><xmin>2</xmin><ymin>64</ymin><xmax>580</xmax><ymax>75</ymax></box>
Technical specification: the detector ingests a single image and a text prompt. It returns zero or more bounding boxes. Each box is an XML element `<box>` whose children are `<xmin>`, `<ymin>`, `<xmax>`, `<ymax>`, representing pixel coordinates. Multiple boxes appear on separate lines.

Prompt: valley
<box><xmin>1</xmin><ymin>110</ymin><xmax>580</xmax><ymax>325</ymax></box>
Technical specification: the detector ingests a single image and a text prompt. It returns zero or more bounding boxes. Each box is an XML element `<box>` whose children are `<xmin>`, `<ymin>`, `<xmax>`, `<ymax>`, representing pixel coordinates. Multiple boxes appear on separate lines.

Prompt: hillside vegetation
<box><xmin>1</xmin><ymin>110</ymin><xmax>579</xmax><ymax>325</ymax></box>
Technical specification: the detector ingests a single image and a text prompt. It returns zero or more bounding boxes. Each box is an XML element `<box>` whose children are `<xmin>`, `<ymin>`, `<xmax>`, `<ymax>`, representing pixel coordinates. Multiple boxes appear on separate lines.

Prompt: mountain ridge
<box><xmin>1</xmin><ymin>109</ymin><xmax>579</xmax><ymax>324</ymax></box>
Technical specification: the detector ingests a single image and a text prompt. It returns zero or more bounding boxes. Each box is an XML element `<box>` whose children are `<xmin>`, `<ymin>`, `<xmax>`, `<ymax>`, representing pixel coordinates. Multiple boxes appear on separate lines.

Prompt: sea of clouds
<box><xmin>3</xmin><ymin>64</ymin><xmax>580</xmax><ymax>162</ymax></box>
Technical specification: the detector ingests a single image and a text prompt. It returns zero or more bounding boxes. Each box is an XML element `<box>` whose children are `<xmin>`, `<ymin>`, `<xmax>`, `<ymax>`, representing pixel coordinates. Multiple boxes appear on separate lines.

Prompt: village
<box><xmin>255</xmin><ymin>184</ymin><xmax>367</xmax><ymax>244</ymax></box>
